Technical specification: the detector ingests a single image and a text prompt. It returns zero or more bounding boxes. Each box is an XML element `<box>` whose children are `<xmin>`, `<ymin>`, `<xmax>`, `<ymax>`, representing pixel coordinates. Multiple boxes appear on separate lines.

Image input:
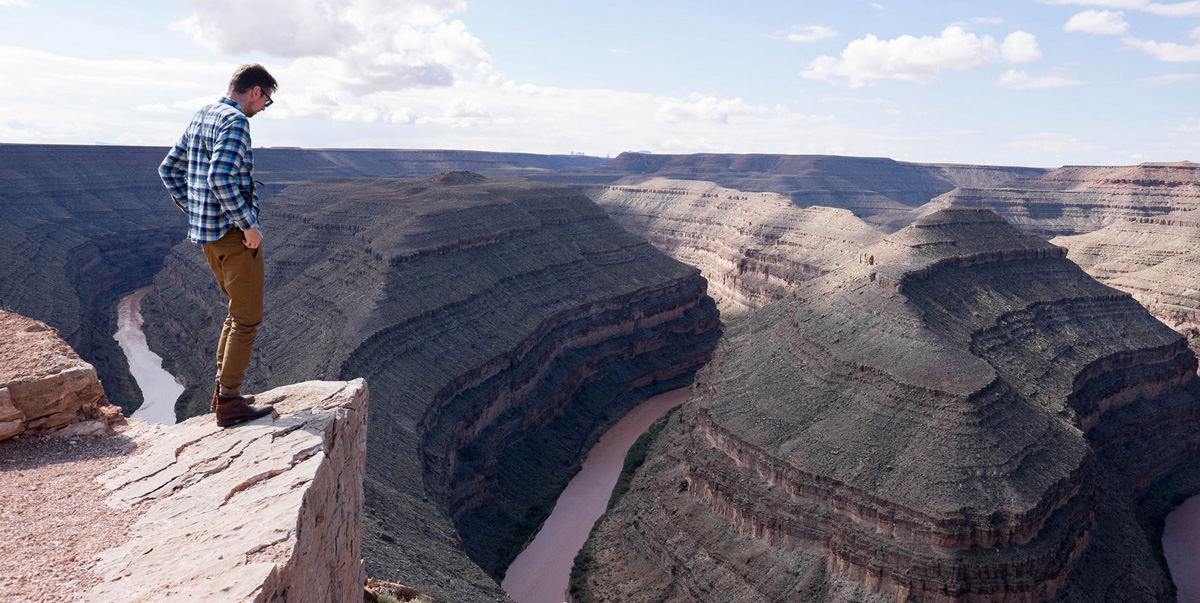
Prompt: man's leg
<box><xmin>202</xmin><ymin>228</ymin><xmax>264</xmax><ymax>396</ymax></box>
<box><xmin>201</xmin><ymin>229</ymin><xmax>272</xmax><ymax>427</ymax></box>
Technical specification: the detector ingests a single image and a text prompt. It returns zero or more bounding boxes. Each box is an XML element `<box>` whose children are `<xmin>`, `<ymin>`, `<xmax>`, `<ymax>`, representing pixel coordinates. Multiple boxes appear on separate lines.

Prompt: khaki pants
<box><xmin>202</xmin><ymin>228</ymin><xmax>263</xmax><ymax>396</ymax></box>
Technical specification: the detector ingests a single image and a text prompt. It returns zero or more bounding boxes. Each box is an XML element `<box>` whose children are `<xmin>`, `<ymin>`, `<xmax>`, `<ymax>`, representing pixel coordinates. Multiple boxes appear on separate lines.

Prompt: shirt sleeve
<box><xmin>207</xmin><ymin>116</ymin><xmax>259</xmax><ymax>231</ymax></box>
<box><xmin>158</xmin><ymin>139</ymin><xmax>189</xmax><ymax>212</ymax></box>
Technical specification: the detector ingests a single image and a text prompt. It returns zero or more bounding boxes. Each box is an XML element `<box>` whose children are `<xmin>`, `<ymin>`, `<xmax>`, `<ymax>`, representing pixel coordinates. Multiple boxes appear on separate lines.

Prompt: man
<box><xmin>159</xmin><ymin>63</ymin><xmax>277</xmax><ymax>427</ymax></box>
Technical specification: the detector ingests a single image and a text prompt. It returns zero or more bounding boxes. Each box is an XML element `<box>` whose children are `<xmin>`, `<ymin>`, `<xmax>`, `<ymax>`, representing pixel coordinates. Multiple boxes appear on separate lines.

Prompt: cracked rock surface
<box><xmin>87</xmin><ymin>379</ymin><xmax>367</xmax><ymax>603</ymax></box>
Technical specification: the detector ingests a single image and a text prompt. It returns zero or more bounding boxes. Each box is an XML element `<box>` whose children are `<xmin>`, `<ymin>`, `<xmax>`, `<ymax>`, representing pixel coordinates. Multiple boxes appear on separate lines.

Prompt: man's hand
<box><xmin>242</xmin><ymin>226</ymin><xmax>262</xmax><ymax>249</ymax></box>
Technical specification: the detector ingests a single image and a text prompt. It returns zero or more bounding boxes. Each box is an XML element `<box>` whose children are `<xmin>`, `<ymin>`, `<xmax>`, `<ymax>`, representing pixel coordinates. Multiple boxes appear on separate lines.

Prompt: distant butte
<box><xmin>574</xmin><ymin>206</ymin><xmax>1200</xmax><ymax>602</ymax></box>
<box><xmin>1053</xmin><ymin>208</ymin><xmax>1200</xmax><ymax>356</ymax></box>
<box><xmin>934</xmin><ymin>162</ymin><xmax>1200</xmax><ymax>237</ymax></box>
<box><xmin>587</xmin><ymin>176</ymin><xmax>881</xmax><ymax>315</ymax></box>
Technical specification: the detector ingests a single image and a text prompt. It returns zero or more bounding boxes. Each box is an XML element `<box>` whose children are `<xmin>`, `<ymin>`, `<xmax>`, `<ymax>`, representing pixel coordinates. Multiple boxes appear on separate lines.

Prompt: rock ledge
<box><xmin>87</xmin><ymin>379</ymin><xmax>368</xmax><ymax>603</ymax></box>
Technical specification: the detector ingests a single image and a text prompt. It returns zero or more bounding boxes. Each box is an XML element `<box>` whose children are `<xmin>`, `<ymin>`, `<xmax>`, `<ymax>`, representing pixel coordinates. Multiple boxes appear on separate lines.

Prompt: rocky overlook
<box><xmin>584</xmin><ymin>177</ymin><xmax>882</xmax><ymax>316</ymax></box>
<box><xmin>142</xmin><ymin>174</ymin><xmax>721</xmax><ymax>601</ymax></box>
<box><xmin>87</xmin><ymin>380</ymin><xmax>368</xmax><ymax>603</ymax></box>
<box><xmin>574</xmin><ymin>207</ymin><xmax>1200</xmax><ymax>602</ymax></box>
<box><xmin>0</xmin><ymin>144</ymin><xmax>601</xmax><ymax>417</ymax></box>
<box><xmin>934</xmin><ymin>162</ymin><xmax>1200</xmax><ymax>237</ymax></box>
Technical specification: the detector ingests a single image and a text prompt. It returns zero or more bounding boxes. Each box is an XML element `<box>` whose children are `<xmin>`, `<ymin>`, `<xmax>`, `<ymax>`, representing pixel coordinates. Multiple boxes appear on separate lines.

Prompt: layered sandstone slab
<box><xmin>145</xmin><ymin>174</ymin><xmax>721</xmax><ymax>602</ymax></box>
<box><xmin>0</xmin><ymin>310</ymin><xmax>117</xmax><ymax>440</ymax></box>
<box><xmin>1052</xmin><ymin>210</ymin><xmax>1200</xmax><ymax>351</ymax></box>
<box><xmin>87</xmin><ymin>379</ymin><xmax>368</xmax><ymax>603</ymax></box>
<box><xmin>935</xmin><ymin>162</ymin><xmax>1200</xmax><ymax>236</ymax></box>
<box><xmin>585</xmin><ymin>177</ymin><xmax>882</xmax><ymax>315</ymax></box>
<box><xmin>575</xmin><ymin>207</ymin><xmax>1200</xmax><ymax>602</ymax></box>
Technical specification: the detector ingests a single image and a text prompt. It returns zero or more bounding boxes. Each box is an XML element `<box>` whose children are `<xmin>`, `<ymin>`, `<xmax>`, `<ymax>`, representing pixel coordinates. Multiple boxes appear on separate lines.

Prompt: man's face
<box><xmin>243</xmin><ymin>86</ymin><xmax>274</xmax><ymax>118</ymax></box>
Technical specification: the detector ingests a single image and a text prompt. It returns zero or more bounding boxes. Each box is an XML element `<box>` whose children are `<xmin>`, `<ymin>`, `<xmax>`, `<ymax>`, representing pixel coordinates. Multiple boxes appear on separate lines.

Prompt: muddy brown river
<box><xmin>501</xmin><ymin>387</ymin><xmax>689</xmax><ymax>603</ymax></box>
<box><xmin>112</xmin><ymin>286</ymin><xmax>180</xmax><ymax>425</ymax></box>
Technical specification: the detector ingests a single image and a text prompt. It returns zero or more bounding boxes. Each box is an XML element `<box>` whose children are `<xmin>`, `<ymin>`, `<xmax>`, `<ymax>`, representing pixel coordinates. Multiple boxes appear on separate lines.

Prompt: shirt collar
<box><xmin>219</xmin><ymin>96</ymin><xmax>245</xmax><ymax>114</ymax></box>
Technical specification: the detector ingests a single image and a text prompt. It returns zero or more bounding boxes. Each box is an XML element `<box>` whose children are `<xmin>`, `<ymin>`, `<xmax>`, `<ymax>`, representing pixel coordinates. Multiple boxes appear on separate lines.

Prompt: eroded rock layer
<box><xmin>584</xmin><ymin>177</ymin><xmax>882</xmax><ymax>315</ymax></box>
<box><xmin>575</xmin><ymin>207</ymin><xmax>1200</xmax><ymax>602</ymax></box>
<box><xmin>934</xmin><ymin>162</ymin><xmax>1200</xmax><ymax>237</ymax></box>
<box><xmin>571</xmin><ymin>152</ymin><xmax>1045</xmax><ymax>231</ymax></box>
<box><xmin>144</xmin><ymin>174</ymin><xmax>721</xmax><ymax>602</ymax></box>
<box><xmin>0</xmin><ymin>310</ymin><xmax>120</xmax><ymax>440</ymax></box>
<box><xmin>1052</xmin><ymin>210</ymin><xmax>1200</xmax><ymax>354</ymax></box>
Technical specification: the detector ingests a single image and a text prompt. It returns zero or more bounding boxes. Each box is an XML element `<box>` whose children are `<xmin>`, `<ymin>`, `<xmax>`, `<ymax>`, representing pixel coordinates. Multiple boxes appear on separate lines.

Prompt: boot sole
<box><xmin>216</xmin><ymin>410</ymin><xmax>273</xmax><ymax>428</ymax></box>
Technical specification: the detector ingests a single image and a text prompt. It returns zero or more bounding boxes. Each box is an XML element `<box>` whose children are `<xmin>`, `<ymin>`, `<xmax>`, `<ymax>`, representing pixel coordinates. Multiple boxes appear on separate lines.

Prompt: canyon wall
<box><xmin>144</xmin><ymin>173</ymin><xmax>721</xmax><ymax>601</ymax></box>
<box><xmin>0</xmin><ymin>144</ymin><xmax>601</xmax><ymax>417</ymax></box>
<box><xmin>1052</xmin><ymin>210</ymin><xmax>1200</xmax><ymax>356</ymax></box>
<box><xmin>583</xmin><ymin>177</ymin><xmax>882</xmax><ymax>315</ymax></box>
<box><xmin>934</xmin><ymin>162</ymin><xmax>1200</xmax><ymax>237</ymax></box>
<box><xmin>564</xmin><ymin>152</ymin><xmax>1046</xmax><ymax>231</ymax></box>
<box><xmin>574</xmin><ymin>207</ymin><xmax>1200</xmax><ymax>602</ymax></box>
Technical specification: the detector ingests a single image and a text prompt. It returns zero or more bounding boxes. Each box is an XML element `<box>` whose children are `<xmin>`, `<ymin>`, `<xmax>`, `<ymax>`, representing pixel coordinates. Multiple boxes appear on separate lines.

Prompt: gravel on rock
<box><xmin>0</xmin><ymin>428</ymin><xmax>141</xmax><ymax>602</ymax></box>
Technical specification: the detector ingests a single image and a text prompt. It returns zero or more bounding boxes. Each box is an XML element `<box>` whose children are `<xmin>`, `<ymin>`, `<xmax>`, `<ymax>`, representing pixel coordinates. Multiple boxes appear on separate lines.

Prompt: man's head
<box><xmin>226</xmin><ymin>63</ymin><xmax>277</xmax><ymax>118</ymax></box>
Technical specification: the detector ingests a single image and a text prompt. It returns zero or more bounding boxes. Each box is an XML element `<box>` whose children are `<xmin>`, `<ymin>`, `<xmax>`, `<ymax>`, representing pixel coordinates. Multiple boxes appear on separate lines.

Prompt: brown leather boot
<box><xmin>214</xmin><ymin>394</ymin><xmax>273</xmax><ymax>427</ymax></box>
<box><xmin>211</xmin><ymin>382</ymin><xmax>255</xmax><ymax>411</ymax></box>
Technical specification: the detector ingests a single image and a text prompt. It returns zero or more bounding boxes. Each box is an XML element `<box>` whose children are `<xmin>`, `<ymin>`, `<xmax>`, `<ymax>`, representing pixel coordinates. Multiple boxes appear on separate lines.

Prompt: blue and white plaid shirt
<box><xmin>159</xmin><ymin>97</ymin><xmax>260</xmax><ymax>243</ymax></box>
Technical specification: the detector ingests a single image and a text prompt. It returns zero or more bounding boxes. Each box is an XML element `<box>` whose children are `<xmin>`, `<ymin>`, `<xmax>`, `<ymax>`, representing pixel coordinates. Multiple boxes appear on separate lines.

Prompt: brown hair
<box><xmin>228</xmin><ymin>64</ymin><xmax>278</xmax><ymax>95</ymax></box>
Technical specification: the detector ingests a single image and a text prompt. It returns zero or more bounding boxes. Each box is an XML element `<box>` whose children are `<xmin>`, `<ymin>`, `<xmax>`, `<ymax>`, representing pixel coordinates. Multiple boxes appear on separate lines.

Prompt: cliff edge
<box><xmin>88</xmin><ymin>379</ymin><xmax>368</xmax><ymax>602</ymax></box>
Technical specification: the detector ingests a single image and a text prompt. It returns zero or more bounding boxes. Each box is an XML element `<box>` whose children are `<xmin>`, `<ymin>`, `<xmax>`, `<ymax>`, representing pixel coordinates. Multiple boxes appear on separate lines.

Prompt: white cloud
<box><xmin>1038</xmin><ymin>0</ymin><xmax>1200</xmax><ymax>17</ymax></box>
<box><xmin>786</xmin><ymin>25</ymin><xmax>838</xmax><ymax>43</ymax></box>
<box><xmin>655</xmin><ymin>95</ymin><xmax>774</xmax><ymax>123</ymax></box>
<box><xmin>999</xmin><ymin>69</ymin><xmax>1086</xmax><ymax>88</ymax></box>
<box><xmin>1005</xmin><ymin>132</ymin><xmax>1103</xmax><ymax>157</ymax></box>
<box><xmin>1123</xmin><ymin>35</ymin><xmax>1200</xmax><ymax>60</ymax></box>
<box><xmin>801</xmin><ymin>26</ymin><xmax>1041</xmax><ymax>87</ymax></box>
<box><xmin>1172</xmin><ymin>117</ymin><xmax>1200</xmax><ymax>134</ymax></box>
<box><xmin>1144</xmin><ymin>73</ymin><xmax>1200</xmax><ymax>84</ymax></box>
<box><xmin>1001</xmin><ymin>31</ymin><xmax>1044</xmax><ymax>61</ymax></box>
<box><xmin>871</xmin><ymin>3</ymin><xmax>884</xmax><ymax>8</ymax></box>
<box><xmin>171</xmin><ymin>0</ymin><xmax>492</xmax><ymax>94</ymax></box>
<box><xmin>1064</xmin><ymin>10</ymin><xmax>1130</xmax><ymax>34</ymax></box>
<box><xmin>0</xmin><ymin>0</ymin><xmax>32</xmax><ymax>6</ymax></box>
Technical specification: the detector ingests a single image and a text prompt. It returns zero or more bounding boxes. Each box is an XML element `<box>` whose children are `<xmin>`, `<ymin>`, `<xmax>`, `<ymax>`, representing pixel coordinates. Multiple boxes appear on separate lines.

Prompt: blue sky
<box><xmin>2</xmin><ymin>0</ymin><xmax>1199</xmax><ymax>167</ymax></box>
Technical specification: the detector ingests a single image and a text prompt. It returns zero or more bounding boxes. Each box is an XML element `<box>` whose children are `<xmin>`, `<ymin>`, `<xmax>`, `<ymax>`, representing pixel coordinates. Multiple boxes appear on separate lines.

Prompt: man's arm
<box><xmin>207</xmin><ymin>117</ymin><xmax>261</xmax><ymax>236</ymax></box>
<box><xmin>159</xmin><ymin>139</ymin><xmax>189</xmax><ymax>212</ymax></box>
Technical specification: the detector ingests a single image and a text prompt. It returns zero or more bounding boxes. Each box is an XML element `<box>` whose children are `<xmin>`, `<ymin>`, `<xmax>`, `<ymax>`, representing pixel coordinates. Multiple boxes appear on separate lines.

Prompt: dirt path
<box><xmin>0</xmin><ymin>430</ymin><xmax>141</xmax><ymax>602</ymax></box>
<box><xmin>501</xmin><ymin>387</ymin><xmax>689</xmax><ymax>603</ymax></box>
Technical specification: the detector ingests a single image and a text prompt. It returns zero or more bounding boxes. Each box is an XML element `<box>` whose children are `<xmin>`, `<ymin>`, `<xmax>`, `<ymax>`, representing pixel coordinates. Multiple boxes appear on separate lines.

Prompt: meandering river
<box><xmin>1165</xmin><ymin>494</ymin><xmax>1200</xmax><ymax>602</ymax></box>
<box><xmin>109</xmin><ymin>285</ymin><xmax>1200</xmax><ymax>597</ymax></box>
<box><xmin>501</xmin><ymin>387</ymin><xmax>689</xmax><ymax>603</ymax></box>
<box><xmin>112</xmin><ymin>287</ymin><xmax>180</xmax><ymax>425</ymax></box>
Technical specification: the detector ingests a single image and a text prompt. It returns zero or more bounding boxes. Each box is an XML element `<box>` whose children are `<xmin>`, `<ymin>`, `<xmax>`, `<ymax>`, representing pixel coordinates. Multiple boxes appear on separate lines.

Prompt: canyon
<box><xmin>141</xmin><ymin>172</ymin><xmax>721</xmax><ymax>601</ymax></box>
<box><xmin>0</xmin><ymin>143</ymin><xmax>601</xmax><ymax>419</ymax></box>
<box><xmin>573</xmin><ymin>207</ymin><xmax>1200</xmax><ymax>602</ymax></box>
<box><xmin>6</xmin><ymin>145</ymin><xmax>1200</xmax><ymax>601</ymax></box>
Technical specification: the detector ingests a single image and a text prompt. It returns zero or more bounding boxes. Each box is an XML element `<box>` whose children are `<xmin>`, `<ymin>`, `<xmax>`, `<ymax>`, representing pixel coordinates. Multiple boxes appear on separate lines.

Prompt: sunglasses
<box><xmin>262</xmin><ymin>90</ymin><xmax>274</xmax><ymax>108</ymax></box>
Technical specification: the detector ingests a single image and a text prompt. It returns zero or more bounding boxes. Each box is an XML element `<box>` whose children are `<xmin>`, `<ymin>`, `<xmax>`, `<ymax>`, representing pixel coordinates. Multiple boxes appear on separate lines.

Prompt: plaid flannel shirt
<box><xmin>159</xmin><ymin>97</ymin><xmax>260</xmax><ymax>243</ymax></box>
